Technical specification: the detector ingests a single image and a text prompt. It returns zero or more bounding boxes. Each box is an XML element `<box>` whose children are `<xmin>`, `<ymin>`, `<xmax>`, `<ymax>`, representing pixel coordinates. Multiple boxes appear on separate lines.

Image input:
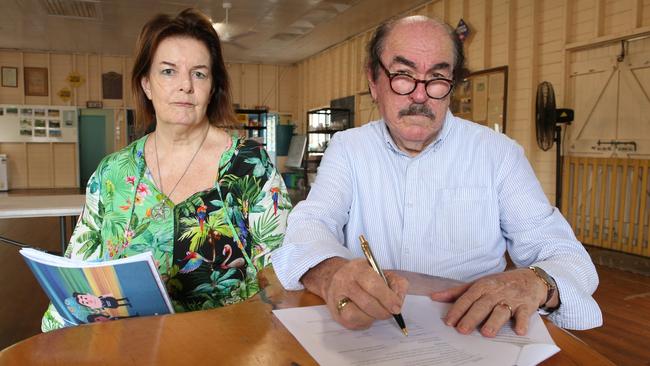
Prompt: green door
<box><xmin>78</xmin><ymin>115</ymin><xmax>106</xmax><ymax>188</ymax></box>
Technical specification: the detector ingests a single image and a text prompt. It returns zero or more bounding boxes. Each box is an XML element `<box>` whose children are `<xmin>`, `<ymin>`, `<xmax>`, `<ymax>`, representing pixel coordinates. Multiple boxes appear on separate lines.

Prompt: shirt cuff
<box><xmin>271</xmin><ymin>239</ymin><xmax>354</xmax><ymax>290</ymax></box>
<box><xmin>533</xmin><ymin>261</ymin><xmax>603</xmax><ymax>330</ymax></box>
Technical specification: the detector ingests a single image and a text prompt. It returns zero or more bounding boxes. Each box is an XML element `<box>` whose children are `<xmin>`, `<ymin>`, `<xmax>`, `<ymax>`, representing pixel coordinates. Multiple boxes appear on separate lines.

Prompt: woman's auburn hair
<box><xmin>131</xmin><ymin>8</ymin><xmax>237</xmax><ymax>134</ymax></box>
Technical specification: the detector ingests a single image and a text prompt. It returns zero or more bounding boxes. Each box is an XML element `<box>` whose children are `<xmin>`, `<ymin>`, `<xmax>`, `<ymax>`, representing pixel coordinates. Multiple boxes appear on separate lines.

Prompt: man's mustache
<box><xmin>398</xmin><ymin>104</ymin><xmax>435</xmax><ymax>119</ymax></box>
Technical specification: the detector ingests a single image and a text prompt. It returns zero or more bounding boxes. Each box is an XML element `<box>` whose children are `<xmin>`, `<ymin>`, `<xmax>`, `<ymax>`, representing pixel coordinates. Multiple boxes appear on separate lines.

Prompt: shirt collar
<box><xmin>381</xmin><ymin>109</ymin><xmax>455</xmax><ymax>157</ymax></box>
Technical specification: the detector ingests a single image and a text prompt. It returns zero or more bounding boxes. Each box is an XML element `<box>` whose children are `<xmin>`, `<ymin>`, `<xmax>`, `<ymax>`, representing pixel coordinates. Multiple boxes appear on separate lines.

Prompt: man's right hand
<box><xmin>300</xmin><ymin>257</ymin><xmax>409</xmax><ymax>330</ymax></box>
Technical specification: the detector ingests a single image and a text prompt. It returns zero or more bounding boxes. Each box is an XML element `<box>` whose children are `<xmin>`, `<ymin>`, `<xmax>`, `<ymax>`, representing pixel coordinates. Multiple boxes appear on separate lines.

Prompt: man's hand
<box><xmin>300</xmin><ymin>257</ymin><xmax>409</xmax><ymax>330</ymax></box>
<box><xmin>429</xmin><ymin>268</ymin><xmax>550</xmax><ymax>337</ymax></box>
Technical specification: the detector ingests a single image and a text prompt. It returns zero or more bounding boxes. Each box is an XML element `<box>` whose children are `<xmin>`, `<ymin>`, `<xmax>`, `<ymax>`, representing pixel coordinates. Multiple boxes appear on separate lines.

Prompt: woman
<box><xmin>42</xmin><ymin>8</ymin><xmax>291</xmax><ymax>331</ymax></box>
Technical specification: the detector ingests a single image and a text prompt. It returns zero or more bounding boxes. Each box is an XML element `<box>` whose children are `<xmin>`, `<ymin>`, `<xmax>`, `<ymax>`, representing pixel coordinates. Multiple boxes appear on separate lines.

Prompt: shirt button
<box><xmin>406</xmin><ymin>201</ymin><xmax>413</xmax><ymax>207</ymax></box>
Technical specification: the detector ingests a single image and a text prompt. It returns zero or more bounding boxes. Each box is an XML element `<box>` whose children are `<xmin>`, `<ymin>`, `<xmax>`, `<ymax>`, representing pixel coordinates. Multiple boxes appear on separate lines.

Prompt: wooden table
<box><xmin>0</xmin><ymin>194</ymin><xmax>85</xmax><ymax>253</ymax></box>
<box><xmin>0</xmin><ymin>269</ymin><xmax>614</xmax><ymax>365</ymax></box>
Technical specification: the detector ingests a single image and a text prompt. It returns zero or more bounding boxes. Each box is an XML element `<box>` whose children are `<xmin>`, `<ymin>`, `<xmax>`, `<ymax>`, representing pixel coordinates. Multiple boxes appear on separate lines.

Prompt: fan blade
<box><xmin>222</xmin><ymin>40</ymin><xmax>248</xmax><ymax>50</ymax></box>
<box><xmin>535</xmin><ymin>81</ymin><xmax>557</xmax><ymax>151</ymax></box>
<box><xmin>227</xmin><ymin>30</ymin><xmax>257</xmax><ymax>42</ymax></box>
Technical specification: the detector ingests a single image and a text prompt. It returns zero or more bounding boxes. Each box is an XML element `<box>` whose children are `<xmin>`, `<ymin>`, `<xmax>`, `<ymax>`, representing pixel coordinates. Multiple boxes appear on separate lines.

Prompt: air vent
<box><xmin>41</xmin><ymin>0</ymin><xmax>102</xmax><ymax>20</ymax></box>
<box><xmin>270</xmin><ymin>33</ymin><xmax>304</xmax><ymax>42</ymax></box>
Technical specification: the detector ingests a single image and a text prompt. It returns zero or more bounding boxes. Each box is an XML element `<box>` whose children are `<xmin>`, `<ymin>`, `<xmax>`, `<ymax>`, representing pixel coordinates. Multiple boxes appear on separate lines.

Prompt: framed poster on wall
<box><xmin>1</xmin><ymin>67</ymin><xmax>18</xmax><ymax>87</ymax></box>
<box><xmin>24</xmin><ymin>67</ymin><xmax>49</xmax><ymax>96</ymax></box>
<box><xmin>450</xmin><ymin>66</ymin><xmax>508</xmax><ymax>134</ymax></box>
<box><xmin>102</xmin><ymin>71</ymin><xmax>123</xmax><ymax>99</ymax></box>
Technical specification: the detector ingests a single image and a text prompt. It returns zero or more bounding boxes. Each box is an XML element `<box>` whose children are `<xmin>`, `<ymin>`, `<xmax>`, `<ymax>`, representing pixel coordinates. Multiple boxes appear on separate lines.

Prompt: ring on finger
<box><xmin>497</xmin><ymin>301</ymin><xmax>514</xmax><ymax>318</ymax></box>
<box><xmin>337</xmin><ymin>297</ymin><xmax>351</xmax><ymax>314</ymax></box>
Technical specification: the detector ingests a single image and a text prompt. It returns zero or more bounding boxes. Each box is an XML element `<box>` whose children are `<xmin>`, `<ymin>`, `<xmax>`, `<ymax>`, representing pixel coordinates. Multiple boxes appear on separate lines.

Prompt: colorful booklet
<box><xmin>20</xmin><ymin>248</ymin><xmax>174</xmax><ymax>327</ymax></box>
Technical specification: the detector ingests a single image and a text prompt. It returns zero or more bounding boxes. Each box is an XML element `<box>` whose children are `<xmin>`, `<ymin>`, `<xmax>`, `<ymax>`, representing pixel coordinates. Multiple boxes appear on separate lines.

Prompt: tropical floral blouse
<box><xmin>42</xmin><ymin>134</ymin><xmax>292</xmax><ymax>331</ymax></box>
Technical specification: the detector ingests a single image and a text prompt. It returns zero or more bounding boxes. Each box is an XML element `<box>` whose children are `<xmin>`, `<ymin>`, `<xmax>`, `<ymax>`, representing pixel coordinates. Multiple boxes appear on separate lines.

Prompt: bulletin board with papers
<box><xmin>0</xmin><ymin>104</ymin><xmax>78</xmax><ymax>143</ymax></box>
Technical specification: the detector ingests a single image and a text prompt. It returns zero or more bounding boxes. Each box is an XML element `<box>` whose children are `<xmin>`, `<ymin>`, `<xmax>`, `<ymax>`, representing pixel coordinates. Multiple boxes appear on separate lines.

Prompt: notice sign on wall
<box><xmin>0</xmin><ymin>104</ymin><xmax>77</xmax><ymax>143</ymax></box>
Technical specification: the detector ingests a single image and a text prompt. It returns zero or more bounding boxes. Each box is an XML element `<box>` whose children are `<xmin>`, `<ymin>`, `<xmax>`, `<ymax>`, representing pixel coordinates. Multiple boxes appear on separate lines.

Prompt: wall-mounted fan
<box><xmin>535</xmin><ymin>81</ymin><xmax>574</xmax><ymax>209</ymax></box>
<box><xmin>215</xmin><ymin>2</ymin><xmax>257</xmax><ymax>50</ymax></box>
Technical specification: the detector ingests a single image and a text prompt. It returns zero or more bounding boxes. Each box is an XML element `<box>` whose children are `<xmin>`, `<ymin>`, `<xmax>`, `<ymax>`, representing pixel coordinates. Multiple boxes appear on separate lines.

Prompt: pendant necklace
<box><xmin>152</xmin><ymin>124</ymin><xmax>210</xmax><ymax>219</ymax></box>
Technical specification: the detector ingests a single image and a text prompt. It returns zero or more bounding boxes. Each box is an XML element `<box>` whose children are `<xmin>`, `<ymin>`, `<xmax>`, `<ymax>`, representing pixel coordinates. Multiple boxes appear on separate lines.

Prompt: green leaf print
<box><xmin>74</xmin><ymin>231</ymin><xmax>103</xmax><ymax>259</ymax></box>
<box><xmin>251</xmin><ymin>208</ymin><xmax>283</xmax><ymax>268</ymax></box>
<box><xmin>244</xmin><ymin>157</ymin><xmax>266</xmax><ymax>177</ymax></box>
<box><xmin>192</xmin><ymin>268</ymin><xmax>238</xmax><ymax>295</ymax></box>
<box><xmin>97</xmin><ymin>199</ymin><xmax>105</xmax><ymax>218</ymax></box>
<box><xmin>102</xmin><ymin>211</ymin><xmax>127</xmax><ymax>238</ymax></box>
<box><xmin>178</xmin><ymin>208</ymin><xmax>233</xmax><ymax>253</ymax></box>
<box><xmin>88</xmin><ymin>177</ymin><xmax>100</xmax><ymax>194</ymax></box>
<box><xmin>133</xmin><ymin>221</ymin><xmax>151</xmax><ymax>240</ymax></box>
<box><xmin>116</xmin><ymin>152</ymin><xmax>138</xmax><ymax>175</ymax></box>
<box><xmin>41</xmin><ymin>309</ymin><xmax>60</xmax><ymax>332</ymax></box>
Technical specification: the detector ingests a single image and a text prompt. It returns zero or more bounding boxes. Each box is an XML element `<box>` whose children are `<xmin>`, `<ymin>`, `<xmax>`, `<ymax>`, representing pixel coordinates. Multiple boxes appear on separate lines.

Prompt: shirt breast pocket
<box><xmin>435</xmin><ymin>187</ymin><xmax>490</xmax><ymax>251</ymax></box>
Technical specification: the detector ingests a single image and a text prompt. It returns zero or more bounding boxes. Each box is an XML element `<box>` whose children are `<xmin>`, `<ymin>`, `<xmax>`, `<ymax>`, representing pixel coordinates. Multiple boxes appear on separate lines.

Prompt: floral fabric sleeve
<box><xmin>249</xmin><ymin>167</ymin><xmax>292</xmax><ymax>270</ymax></box>
<box><xmin>41</xmin><ymin>169</ymin><xmax>105</xmax><ymax>332</ymax></box>
<box><xmin>65</xmin><ymin>170</ymin><xmax>105</xmax><ymax>261</ymax></box>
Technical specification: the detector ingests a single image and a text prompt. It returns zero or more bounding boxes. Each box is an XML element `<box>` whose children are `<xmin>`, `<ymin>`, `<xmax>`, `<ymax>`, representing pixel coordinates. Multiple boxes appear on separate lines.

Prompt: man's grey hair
<box><xmin>366</xmin><ymin>15</ymin><xmax>467</xmax><ymax>86</ymax></box>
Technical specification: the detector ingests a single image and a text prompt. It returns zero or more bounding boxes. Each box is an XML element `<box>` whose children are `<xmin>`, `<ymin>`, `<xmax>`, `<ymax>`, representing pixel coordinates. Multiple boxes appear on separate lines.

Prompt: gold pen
<box><xmin>359</xmin><ymin>235</ymin><xmax>408</xmax><ymax>336</ymax></box>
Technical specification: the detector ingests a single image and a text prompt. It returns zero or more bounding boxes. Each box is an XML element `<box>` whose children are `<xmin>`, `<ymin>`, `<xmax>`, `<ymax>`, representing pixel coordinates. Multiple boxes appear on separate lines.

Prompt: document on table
<box><xmin>273</xmin><ymin>295</ymin><xmax>559</xmax><ymax>366</ymax></box>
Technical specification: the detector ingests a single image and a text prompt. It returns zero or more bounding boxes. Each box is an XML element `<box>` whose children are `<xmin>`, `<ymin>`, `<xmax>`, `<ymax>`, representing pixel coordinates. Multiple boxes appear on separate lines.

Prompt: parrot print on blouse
<box><xmin>41</xmin><ymin>135</ymin><xmax>291</xmax><ymax>332</ymax></box>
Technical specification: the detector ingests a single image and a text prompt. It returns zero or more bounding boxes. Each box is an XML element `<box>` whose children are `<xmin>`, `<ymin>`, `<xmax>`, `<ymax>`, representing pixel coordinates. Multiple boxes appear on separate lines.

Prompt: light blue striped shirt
<box><xmin>272</xmin><ymin>110</ymin><xmax>602</xmax><ymax>330</ymax></box>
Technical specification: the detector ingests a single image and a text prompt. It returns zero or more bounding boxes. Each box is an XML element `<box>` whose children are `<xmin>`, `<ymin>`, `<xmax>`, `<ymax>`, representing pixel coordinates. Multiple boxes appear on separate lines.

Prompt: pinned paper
<box><xmin>57</xmin><ymin>87</ymin><xmax>72</xmax><ymax>102</ymax></box>
<box><xmin>66</xmin><ymin>71</ymin><xmax>85</xmax><ymax>88</ymax></box>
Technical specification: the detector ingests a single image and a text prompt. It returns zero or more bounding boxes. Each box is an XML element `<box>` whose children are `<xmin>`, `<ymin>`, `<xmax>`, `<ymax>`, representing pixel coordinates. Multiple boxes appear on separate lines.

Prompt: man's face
<box><xmin>368</xmin><ymin>20</ymin><xmax>455</xmax><ymax>155</ymax></box>
<box><xmin>76</xmin><ymin>293</ymin><xmax>102</xmax><ymax>309</ymax></box>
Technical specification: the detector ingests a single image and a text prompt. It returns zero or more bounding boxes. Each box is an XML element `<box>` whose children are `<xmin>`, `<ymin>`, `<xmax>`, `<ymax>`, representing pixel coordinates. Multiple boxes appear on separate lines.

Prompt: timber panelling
<box><xmin>564</xmin><ymin>156</ymin><xmax>650</xmax><ymax>257</ymax></box>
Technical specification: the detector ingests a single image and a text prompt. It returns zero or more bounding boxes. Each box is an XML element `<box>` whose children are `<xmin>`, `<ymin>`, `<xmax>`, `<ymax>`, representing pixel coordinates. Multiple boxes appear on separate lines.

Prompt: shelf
<box><xmin>222</xmin><ymin>124</ymin><xmax>248</xmax><ymax>129</ymax></box>
<box><xmin>235</xmin><ymin>108</ymin><xmax>269</xmax><ymax>147</ymax></box>
<box><xmin>236</xmin><ymin>108</ymin><xmax>268</xmax><ymax>114</ymax></box>
<box><xmin>308</xmin><ymin>129</ymin><xmax>346</xmax><ymax>134</ymax></box>
<box><xmin>305</xmin><ymin>107</ymin><xmax>351</xmax><ymax>194</ymax></box>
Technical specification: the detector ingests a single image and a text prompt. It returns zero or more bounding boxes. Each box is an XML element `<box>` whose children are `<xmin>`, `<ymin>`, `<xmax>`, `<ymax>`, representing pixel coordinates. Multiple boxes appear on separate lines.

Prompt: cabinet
<box><xmin>304</xmin><ymin>108</ymin><xmax>351</xmax><ymax>189</ymax></box>
<box><xmin>235</xmin><ymin>109</ymin><xmax>268</xmax><ymax>146</ymax></box>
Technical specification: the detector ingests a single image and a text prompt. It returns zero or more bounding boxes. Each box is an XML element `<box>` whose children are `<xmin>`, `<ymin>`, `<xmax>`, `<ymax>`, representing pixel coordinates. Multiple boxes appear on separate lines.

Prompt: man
<box><xmin>73</xmin><ymin>292</ymin><xmax>132</xmax><ymax>309</ymax></box>
<box><xmin>272</xmin><ymin>15</ymin><xmax>601</xmax><ymax>337</ymax></box>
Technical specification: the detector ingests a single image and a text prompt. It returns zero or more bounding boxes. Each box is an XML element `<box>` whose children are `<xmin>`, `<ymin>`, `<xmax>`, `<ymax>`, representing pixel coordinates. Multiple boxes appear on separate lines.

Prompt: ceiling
<box><xmin>1</xmin><ymin>0</ymin><xmax>430</xmax><ymax>64</ymax></box>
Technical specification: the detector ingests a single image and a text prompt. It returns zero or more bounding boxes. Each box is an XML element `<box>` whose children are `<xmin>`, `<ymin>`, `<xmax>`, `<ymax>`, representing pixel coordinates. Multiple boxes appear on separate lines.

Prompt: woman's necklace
<box><xmin>154</xmin><ymin>124</ymin><xmax>210</xmax><ymax>205</ymax></box>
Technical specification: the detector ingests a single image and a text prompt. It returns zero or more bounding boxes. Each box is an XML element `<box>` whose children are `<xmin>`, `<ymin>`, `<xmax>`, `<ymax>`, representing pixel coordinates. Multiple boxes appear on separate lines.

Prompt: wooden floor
<box><xmin>570</xmin><ymin>264</ymin><xmax>650</xmax><ymax>366</ymax></box>
<box><xmin>1</xmin><ymin>189</ymin><xmax>650</xmax><ymax>365</ymax></box>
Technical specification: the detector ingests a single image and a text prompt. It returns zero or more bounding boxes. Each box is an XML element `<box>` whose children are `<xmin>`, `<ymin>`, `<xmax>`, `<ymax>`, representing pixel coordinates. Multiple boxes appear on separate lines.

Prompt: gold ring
<box><xmin>336</xmin><ymin>297</ymin><xmax>351</xmax><ymax>313</ymax></box>
<box><xmin>497</xmin><ymin>302</ymin><xmax>514</xmax><ymax>318</ymax></box>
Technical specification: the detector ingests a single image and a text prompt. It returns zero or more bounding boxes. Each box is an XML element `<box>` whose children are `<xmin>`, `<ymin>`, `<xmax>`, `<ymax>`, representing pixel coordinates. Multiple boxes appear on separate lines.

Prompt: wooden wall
<box><xmin>0</xmin><ymin>51</ymin><xmax>134</xmax><ymax>108</ymax></box>
<box><xmin>226</xmin><ymin>63</ymin><xmax>297</xmax><ymax>115</ymax></box>
<box><xmin>0</xmin><ymin>49</ymin><xmax>298</xmax><ymax>187</ymax></box>
<box><xmin>293</xmin><ymin>0</ymin><xmax>650</xmax><ymax>203</ymax></box>
<box><xmin>0</xmin><ymin>142</ymin><xmax>78</xmax><ymax>189</ymax></box>
<box><xmin>0</xmin><ymin>50</ymin><xmax>298</xmax><ymax>122</ymax></box>
<box><xmin>3</xmin><ymin>0</ymin><xmax>650</xmax><ymax>199</ymax></box>
<box><xmin>0</xmin><ymin>50</ymin><xmax>134</xmax><ymax>188</ymax></box>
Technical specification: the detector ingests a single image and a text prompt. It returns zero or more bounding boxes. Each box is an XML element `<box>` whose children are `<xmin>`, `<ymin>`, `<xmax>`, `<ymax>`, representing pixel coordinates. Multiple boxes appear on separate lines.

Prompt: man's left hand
<box><xmin>429</xmin><ymin>268</ymin><xmax>548</xmax><ymax>337</ymax></box>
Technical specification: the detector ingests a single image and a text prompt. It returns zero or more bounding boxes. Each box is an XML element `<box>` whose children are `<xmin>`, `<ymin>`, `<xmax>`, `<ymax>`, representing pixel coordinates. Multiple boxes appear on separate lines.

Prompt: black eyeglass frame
<box><xmin>378</xmin><ymin>61</ymin><xmax>454</xmax><ymax>100</ymax></box>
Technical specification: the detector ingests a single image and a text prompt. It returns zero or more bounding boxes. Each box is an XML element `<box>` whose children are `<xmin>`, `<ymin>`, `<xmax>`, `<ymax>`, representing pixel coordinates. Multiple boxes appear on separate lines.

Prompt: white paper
<box><xmin>273</xmin><ymin>295</ymin><xmax>559</xmax><ymax>366</ymax></box>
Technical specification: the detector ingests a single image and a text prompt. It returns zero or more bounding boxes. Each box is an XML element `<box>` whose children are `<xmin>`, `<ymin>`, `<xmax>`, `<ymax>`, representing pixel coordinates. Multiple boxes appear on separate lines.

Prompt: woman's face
<box><xmin>141</xmin><ymin>36</ymin><xmax>213</xmax><ymax>128</ymax></box>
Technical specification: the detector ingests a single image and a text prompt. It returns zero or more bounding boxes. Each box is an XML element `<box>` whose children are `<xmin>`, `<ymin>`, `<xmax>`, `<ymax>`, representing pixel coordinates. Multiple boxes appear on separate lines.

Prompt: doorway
<box><xmin>78</xmin><ymin>114</ymin><xmax>106</xmax><ymax>188</ymax></box>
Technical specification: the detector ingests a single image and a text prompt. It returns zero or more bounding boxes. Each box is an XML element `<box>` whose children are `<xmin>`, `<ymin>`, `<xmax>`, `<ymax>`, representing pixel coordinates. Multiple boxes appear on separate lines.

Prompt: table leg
<box><xmin>60</xmin><ymin>216</ymin><xmax>66</xmax><ymax>255</ymax></box>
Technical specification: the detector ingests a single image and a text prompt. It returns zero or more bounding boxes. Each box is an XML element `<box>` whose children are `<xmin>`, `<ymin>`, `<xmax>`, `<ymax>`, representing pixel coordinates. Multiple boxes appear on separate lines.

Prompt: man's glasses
<box><xmin>378</xmin><ymin>61</ymin><xmax>454</xmax><ymax>100</ymax></box>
